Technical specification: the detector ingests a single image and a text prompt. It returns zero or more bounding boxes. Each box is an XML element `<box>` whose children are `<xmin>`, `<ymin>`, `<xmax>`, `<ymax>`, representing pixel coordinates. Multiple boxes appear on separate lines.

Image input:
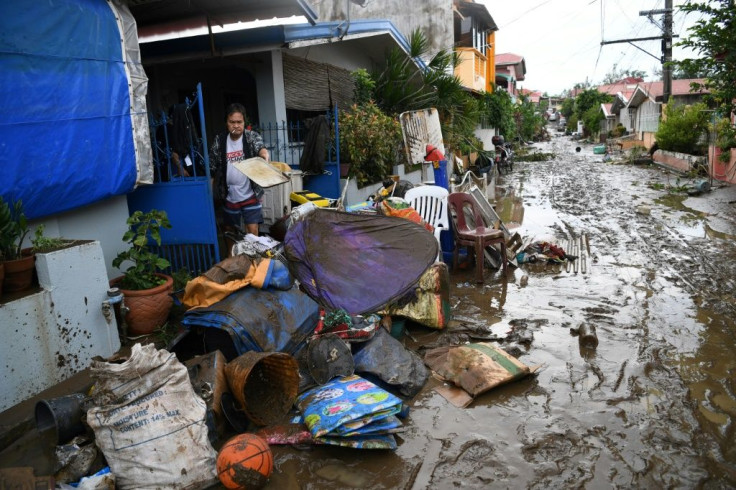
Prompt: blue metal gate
<box><xmin>127</xmin><ymin>83</ymin><xmax>220</xmax><ymax>277</ymax></box>
<box><xmin>254</xmin><ymin>105</ymin><xmax>341</xmax><ymax>199</ymax></box>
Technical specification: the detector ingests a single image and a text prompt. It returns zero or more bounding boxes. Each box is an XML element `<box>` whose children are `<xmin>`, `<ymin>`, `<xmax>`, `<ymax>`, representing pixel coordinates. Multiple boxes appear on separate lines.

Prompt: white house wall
<box><xmin>310</xmin><ymin>0</ymin><xmax>454</xmax><ymax>54</ymax></box>
<box><xmin>636</xmin><ymin>100</ymin><xmax>660</xmax><ymax>133</ymax></box>
<box><xmin>289</xmin><ymin>41</ymin><xmax>388</xmax><ymax>72</ymax></box>
<box><xmin>620</xmin><ymin>108</ymin><xmax>634</xmax><ymax>132</ymax></box>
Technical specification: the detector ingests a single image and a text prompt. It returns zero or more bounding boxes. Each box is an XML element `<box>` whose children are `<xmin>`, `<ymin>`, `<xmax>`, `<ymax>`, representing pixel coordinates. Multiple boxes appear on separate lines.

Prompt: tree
<box><xmin>601</xmin><ymin>64</ymin><xmax>647</xmax><ymax>84</ymax></box>
<box><xmin>571</xmin><ymin>88</ymin><xmax>611</xmax><ymax>136</ymax></box>
<box><xmin>675</xmin><ymin>0</ymin><xmax>736</xmax><ymax>116</ymax></box>
<box><xmin>560</xmin><ymin>98</ymin><xmax>575</xmax><ymax>119</ymax></box>
<box><xmin>369</xmin><ymin>29</ymin><xmax>481</xmax><ymax>154</ymax></box>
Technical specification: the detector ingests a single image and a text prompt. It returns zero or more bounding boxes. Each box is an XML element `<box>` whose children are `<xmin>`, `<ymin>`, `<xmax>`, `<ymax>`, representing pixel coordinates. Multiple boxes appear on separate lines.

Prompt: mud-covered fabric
<box><xmin>352</xmin><ymin>328</ymin><xmax>429</xmax><ymax>397</ymax></box>
<box><xmin>181</xmin><ymin>285</ymin><xmax>319</xmax><ymax>355</ymax></box>
<box><xmin>384</xmin><ymin>262</ymin><xmax>451</xmax><ymax>329</ymax></box>
<box><xmin>296</xmin><ymin>374</ymin><xmax>402</xmax><ymax>449</ymax></box>
<box><xmin>284</xmin><ymin>209</ymin><xmax>438</xmax><ymax>315</ymax></box>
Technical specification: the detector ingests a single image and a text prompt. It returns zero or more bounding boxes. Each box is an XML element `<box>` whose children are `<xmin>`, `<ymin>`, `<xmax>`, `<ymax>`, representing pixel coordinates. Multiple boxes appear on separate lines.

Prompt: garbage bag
<box><xmin>284</xmin><ymin>209</ymin><xmax>438</xmax><ymax>315</ymax></box>
<box><xmin>86</xmin><ymin>343</ymin><xmax>217</xmax><ymax>490</ymax></box>
<box><xmin>352</xmin><ymin>328</ymin><xmax>429</xmax><ymax>397</ymax></box>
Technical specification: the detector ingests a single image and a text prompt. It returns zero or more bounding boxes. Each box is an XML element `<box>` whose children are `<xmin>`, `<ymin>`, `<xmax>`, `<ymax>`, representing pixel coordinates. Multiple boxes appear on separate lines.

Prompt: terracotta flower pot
<box><xmin>110</xmin><ymin>273</ymin><xmax>174</xmax><ymax>336</ymax></box>
<box><xmin>2</xmin><ymin>252</ymin><xmax>36</xmax><ymax>293</ymax></box>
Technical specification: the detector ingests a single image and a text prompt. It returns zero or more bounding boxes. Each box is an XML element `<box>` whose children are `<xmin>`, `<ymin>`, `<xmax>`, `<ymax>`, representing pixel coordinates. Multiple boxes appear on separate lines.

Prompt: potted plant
<box><xmin>0</xmin><ymin>196</ymin><xmax>35</xmax><ymax>294</ymax></box>
<box><xmin>31</xmin><ymin>224</ymin><xmax>75</xmax><ymax>253</ymax></box>
<box><xmin>111</xmin><ymin>209</ymin><xmax>174</xmax><ymax>336</ymax></box>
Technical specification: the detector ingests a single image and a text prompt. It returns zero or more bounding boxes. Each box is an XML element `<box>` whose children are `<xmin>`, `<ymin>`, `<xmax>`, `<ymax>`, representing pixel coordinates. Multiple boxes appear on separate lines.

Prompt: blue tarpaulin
<box><xmin>181</xmin><ymin>286</ymin><xmax>320</xmax><ymax>355</ymax></box>
<box><xmin>0</xmin><ymin>0</ymin><xmax>146</xmax><ymax>219</ymax></box>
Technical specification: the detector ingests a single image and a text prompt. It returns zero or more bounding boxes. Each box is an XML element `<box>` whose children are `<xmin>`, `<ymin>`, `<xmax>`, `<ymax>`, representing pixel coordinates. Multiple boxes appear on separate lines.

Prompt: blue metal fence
<box><xmin>253</xmin><ymin>105</ymin><xmax>341</xmax><ymax>199</ymax></box>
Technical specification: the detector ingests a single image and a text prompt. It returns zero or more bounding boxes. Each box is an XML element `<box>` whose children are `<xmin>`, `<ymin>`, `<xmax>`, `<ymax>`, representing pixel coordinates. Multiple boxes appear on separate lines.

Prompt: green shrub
<box><xmin>655</xmin><ymin>102</ymin><xmax>709</xmax><ymax>155</ymax></box>
<box><xmin>338</xmin><ymin>102</ymin><xmax>402</xmax><ymax>188</ymax></box>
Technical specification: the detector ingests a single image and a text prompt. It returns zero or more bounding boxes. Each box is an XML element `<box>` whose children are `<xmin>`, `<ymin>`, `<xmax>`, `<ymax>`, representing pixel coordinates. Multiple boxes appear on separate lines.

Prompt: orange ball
<box><xmin>216</xmin><ymin>433</ymin><xmax>274</xmax><ymax>489</ymax></box>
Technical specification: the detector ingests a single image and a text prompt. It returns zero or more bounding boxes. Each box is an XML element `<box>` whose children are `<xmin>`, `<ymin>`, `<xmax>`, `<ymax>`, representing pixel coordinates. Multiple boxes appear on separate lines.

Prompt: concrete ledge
<box><xmin>0</xmin><ymin>240</ymin><xmax>120</xmax><ymax>412</ymax></box>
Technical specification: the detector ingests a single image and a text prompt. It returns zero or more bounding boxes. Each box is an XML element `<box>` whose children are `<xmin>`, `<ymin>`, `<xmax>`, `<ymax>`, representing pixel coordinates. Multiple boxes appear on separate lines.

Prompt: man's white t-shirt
<box><xmin>225</xmin><ymin>134</ymin><xmax>254</xmax><ymax>203</ymax></box>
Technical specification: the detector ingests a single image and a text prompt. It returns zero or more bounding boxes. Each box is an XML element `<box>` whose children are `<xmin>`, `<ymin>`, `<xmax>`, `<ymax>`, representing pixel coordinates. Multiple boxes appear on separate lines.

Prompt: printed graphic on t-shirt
<box><xmin>226</xmin><ymin>149</ymin><xmax>244</xmax><ymax>163</ymax></box>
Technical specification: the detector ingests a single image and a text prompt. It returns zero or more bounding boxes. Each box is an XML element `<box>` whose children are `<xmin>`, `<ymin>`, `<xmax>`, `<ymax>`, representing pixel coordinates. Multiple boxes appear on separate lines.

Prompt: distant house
<box><xmin>600</xmin><ymin>103</ymin><xmax>616</xmax><ymax>136</ymax></box>
<box><xmin>495</xmin><ymin>53</ymin><xmax>526</xmax><ymax>100</ymax></box>
<box><xmin>519</xmin><ymin>88</ymin><xmax>542</xmax><ymax>104</ymax></box>
<box><xmin>453</xmin><ymin>0</ymin><xmax>498</xmax><ymax>93</ymax></box>
<box><xmin>596</xmin><ymin>78</ymin><xmax>708</xmax><ymax>148</ymax></box>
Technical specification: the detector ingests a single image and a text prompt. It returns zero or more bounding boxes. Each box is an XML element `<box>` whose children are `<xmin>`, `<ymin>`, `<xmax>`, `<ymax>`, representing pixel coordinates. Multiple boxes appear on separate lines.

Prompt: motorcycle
<box><xmin>492</xmin><ymin>135</ymin><xmax>513</xmax><ymax>174</ymax></box>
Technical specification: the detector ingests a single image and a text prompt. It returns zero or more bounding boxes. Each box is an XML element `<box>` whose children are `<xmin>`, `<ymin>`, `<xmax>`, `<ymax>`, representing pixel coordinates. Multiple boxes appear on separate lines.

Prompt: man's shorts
<box><xmin>223</xmin><ymin>203</ymin><xmax>263</xmax><ymax>229</ymax></box>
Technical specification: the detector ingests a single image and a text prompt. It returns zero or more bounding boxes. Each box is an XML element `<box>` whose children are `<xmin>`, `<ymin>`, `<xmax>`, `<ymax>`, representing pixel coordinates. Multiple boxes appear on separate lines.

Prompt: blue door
<box><xmin>127</xmin><ymin>83</ymin><xmax>220</xmax><ymax>277</ymax></box>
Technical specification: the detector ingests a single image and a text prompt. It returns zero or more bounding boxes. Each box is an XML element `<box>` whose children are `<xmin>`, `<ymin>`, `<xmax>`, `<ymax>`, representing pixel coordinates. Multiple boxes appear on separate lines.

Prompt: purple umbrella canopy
<box><xmin>284</xmin><ymin>209</ymin><xmax>439</xmax><ymax>315</ymax></box>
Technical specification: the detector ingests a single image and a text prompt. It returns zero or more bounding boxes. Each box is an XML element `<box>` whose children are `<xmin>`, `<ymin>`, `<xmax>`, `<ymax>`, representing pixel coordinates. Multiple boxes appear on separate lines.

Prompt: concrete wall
<box><xmin>310</xmin><ymin>0</ymin><xmax>454</xmax><ymax>55</ymax></box>
<box><xmin>0</xmin><ymin>241</ymin><xmax>121</xmax><ymax>412</ymax></box>
<box><xmin>711</xmin><ymin>147</ymin><xmax>736</xmax><ymax>184</ymax></box>
<box><xmin>653</xmin><ymin>149</ymin><xmax>705</xmax><ymax>174</ymax></box>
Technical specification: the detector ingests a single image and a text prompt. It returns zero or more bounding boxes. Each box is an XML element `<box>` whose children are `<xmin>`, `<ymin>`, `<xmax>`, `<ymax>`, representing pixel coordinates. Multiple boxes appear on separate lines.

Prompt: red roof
<box><xmin>635</xmin><ymin>78</ymin><xmax>708</xmax><ymax>99</ymax></box>
<box><xmin>495</xmin><ymin>53</ymin><xmax>524</xmax><ymax>65</ymax></box>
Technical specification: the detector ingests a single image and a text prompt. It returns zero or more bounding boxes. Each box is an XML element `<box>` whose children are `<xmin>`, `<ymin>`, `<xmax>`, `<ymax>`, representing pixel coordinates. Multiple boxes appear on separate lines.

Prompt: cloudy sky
<box><xmin>477</xmin><ymin>0</ymin><xmax>704</xmax><ymax>95</ymax></box>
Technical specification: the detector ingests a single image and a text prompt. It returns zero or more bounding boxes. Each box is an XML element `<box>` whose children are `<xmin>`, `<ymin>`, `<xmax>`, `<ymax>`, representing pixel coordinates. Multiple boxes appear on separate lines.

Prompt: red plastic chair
<box><xmin>448</xmin><ymin>192</ymin><xmax>508</xmax><ymax>283</ymax></box>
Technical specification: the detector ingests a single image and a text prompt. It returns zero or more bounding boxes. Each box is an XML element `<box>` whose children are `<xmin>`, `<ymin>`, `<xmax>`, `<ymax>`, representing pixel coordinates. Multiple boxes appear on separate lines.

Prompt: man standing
<box><xmin>209</xmin><ymin>103</ymin><xmax>269</xmax><ymax>238</ymax></box>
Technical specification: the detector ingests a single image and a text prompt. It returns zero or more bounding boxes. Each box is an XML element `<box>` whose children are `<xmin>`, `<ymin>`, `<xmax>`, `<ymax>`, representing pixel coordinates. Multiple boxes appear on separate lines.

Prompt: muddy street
<box><xmin>266</xmin><ymin>134</ymin><xmax>736</xmax><ymax>489</ymax></box>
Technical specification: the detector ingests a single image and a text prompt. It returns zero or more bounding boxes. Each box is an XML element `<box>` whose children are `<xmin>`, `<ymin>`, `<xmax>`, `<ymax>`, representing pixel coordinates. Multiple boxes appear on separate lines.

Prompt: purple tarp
<box><xmin>284</xmin><ymin>209</ymin><xmax>438</xmax><ymax>315</ymax></box>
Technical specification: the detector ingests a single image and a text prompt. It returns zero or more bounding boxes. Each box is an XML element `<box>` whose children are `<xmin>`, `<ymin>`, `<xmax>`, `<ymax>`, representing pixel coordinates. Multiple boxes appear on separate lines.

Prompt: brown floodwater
<box><xmin>2</xmin><ymin>134</ymin><xmax>734</xmax><ymax>488</ymax></box>
<box><xmin>265</xmin><ymin>135</ymin><xmax>736</xmax><ymax>489</ymax></box>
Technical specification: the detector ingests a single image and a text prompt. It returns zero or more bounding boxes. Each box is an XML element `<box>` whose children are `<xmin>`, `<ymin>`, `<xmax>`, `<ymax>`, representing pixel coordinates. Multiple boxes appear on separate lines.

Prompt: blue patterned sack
<box><xmin>296</xmin><ymin>375</ymin><xmax>403</xmax><ymax>440</ymax></box>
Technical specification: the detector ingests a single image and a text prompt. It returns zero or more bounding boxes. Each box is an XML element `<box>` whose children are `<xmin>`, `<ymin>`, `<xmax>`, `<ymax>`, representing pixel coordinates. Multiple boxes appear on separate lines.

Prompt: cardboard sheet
<box><xmin>233</xmin><ymin>157</ymin><xmax>290</xmax><ymax>188</ymax></box>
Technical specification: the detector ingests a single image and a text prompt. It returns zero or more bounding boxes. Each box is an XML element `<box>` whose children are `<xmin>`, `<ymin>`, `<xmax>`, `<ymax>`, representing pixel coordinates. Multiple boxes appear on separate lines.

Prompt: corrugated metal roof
<box><xmin>129</xmin><ymin>0</ymin><xmax>317</xmax><ymax>38</ymax></box>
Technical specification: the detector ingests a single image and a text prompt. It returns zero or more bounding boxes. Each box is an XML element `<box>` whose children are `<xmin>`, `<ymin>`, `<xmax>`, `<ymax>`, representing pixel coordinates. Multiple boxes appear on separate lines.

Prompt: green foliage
<box><xmin>171</xmin><ymin>268</ymin><xmax>193</xmax><ymax>292</ymax></box>
<box><xmin>612</xmin><ymin>123</ymin><xmax>626</xmax><ymax>138</ymax></box>
<box><xmin>582</xmin><ymin>105</ymin><xmax>605</xmax><ymax>134</ymax></box>
<box><xmin>367</xmin><ymin>29</ymin><xmax>481</xmax><ymax>155</ymax></box>
<box><xmin>338</xmin><ymin>102</ymin><xmax>402</xmax><ymax>188</ymax></box>
<box><xmin>560</xmin><ymin>98</ymin><xmax>575</xmax><ymax>119</ymax></box>
<box><xmin>628</xmin><ymin>146</ymin><xmax>646</xmax><ymax>163</ymax></box>
<box><xmin>676</xmin><ymin>0</ymin><xmax>736</xmax><ymax>117</ymax></box>
<box><xmin>714</xmin><ymin>117</ymin><xmax>736</xmax><ymax>161</ymax></box>
<box><xmin>31</xmin><ymin>224</ymin><xmax>68</xmax><ymax>253</ymax></box>
<box><xmin>601</xmin><ymin>64</ymin><xmax>646</xmax><ymax>84</ymax></box>
<box><xmin>655</xmin><ymin>102</ymin><xmax>710</xmax><ymax>154</ymax></box>
<box><xmin>516</xmin><ymin>96</ymin><xmax>545</xmax><ymax>141</ymax></box>
<box><xmin>352</xmin><ymin>68</ymin><xmax>375</xmax><ymax>106</ymax></box>
<box><xmin>479</xmin><ymin>88</ymin><xmax>516</xmax><ymax>141</ymax></box>
<box><xmin>565</xmin><ymin>88</ymin><xmax>612</xmax><ymax>136</ymax></box>
<box><xmin>0</xmin><ymin>196</ymin><xmax>30</xmax><ymax>260</ymax></box>
<box><xmin>112</xmin><ymin>209</ymin><xmax>172</xmax><ymax>290</ymax></box>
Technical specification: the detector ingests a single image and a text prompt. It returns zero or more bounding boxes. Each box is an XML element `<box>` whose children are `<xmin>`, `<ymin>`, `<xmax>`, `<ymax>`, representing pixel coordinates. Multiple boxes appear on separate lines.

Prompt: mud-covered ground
<box><xmin>267</xmin><ymin>134</ymin><xmax>736</xmax><ymax>488</ymax></box>
<box><xmin>2</xmin><ymin>133</ymin><xmax>734</xmax><ymax>489</ymax></box>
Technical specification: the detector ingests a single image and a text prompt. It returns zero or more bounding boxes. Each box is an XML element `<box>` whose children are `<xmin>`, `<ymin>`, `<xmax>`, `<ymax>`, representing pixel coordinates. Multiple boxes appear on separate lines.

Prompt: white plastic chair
<box><xmin>404</xmin><ymin>185</ymin><xmax>450</xmax><ymax>261</ymax></box>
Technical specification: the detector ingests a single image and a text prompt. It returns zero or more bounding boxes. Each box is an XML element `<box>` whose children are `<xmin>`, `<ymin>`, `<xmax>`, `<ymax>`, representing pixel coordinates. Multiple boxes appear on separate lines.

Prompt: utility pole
<box><xmin>600</xmin><ymin>0</ymin><xmax>675</xmax><ymax>101</ymax></box>
<box><xmin>662</xmin><ymin>0</ymin><xmax>673</xmax><ymax>103</ymax></box>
